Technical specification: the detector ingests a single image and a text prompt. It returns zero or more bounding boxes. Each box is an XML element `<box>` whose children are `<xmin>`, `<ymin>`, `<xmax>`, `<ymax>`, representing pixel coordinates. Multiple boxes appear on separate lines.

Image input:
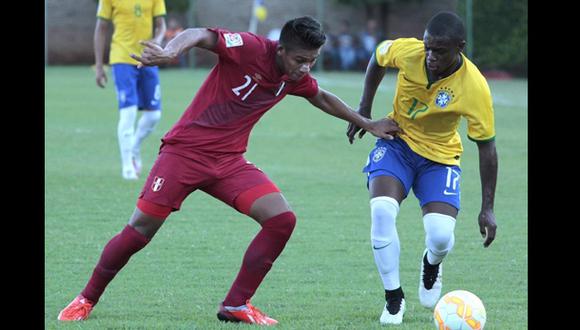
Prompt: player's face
<box><xmin>423</xmin><ymin>32</ymin><xmax>463</xmax><ymax>77</ymax></box>
<box><xmin>277</xmin><ymin>47</ymin><xmax>320</xmax><ymax>81</ymax></box>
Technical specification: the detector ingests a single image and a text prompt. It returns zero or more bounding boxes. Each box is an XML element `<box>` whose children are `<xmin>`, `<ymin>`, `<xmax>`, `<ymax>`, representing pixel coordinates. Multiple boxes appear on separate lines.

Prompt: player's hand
<box><xmin>365</xmin><ymin>118</ymin><xmax>403</xmax><ymax>142</ymax></box>
<box><xmin>95</xmin><ymin>66</ymin><xmax>107</xmax><ymax>88</ymax></box>
<box><xmin>347</xmin><ymin>108</ymin><xmax>372</xmax><ymax>144</ymax></box>
<box><xmin>478</xmin><ymin>209</ymin><xmax>497</xmax><ymax>248</ymax></box>
<box><xmin>130</xmin><ymin>40</ymin><xmax>175</xmax><ymax>68</ymax></box>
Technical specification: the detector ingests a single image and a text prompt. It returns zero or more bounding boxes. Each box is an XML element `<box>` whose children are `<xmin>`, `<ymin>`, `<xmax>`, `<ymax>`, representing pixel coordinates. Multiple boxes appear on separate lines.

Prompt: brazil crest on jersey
<box><xmin>97</xmin><ymin>0</ymin><xmax>167</xmax><ymax>65</ymax></box>
<box><xmin>375</xmin><ymin>38</ymin><xmax>495</xmax><ymax>165</ymax></box>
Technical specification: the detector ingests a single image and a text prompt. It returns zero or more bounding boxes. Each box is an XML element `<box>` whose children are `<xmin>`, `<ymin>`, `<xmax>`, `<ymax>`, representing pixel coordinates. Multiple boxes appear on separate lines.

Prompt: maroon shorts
<box><xmin>138</xmin><ymin>151</ymin><xmax>280</xmax><ymax>216</ymax></box>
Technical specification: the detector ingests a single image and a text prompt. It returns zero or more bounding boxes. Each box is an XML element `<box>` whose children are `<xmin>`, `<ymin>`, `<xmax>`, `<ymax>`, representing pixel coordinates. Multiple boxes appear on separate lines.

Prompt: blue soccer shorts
<box><xmin>362</xmin><ymin>137</ymin><xmax>462</xmax><ymax>210</ymax></box>
<box><xmin>112</xmin><ymin>63</ymin><xmax>161</xmax><ymax>110</ymax></box>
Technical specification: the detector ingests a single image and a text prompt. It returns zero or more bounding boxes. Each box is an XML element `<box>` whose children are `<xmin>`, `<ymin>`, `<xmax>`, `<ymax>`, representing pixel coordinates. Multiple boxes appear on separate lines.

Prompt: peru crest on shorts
<box><xmin>151</xmin><ymin>176</ymin><xmax>165</xmax><ymax>192</ymax></box>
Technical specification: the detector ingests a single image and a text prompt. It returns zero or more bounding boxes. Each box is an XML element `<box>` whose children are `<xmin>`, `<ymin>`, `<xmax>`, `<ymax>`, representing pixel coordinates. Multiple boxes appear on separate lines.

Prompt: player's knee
<box><xmin>137</xmin><ymin>198</ymin><xmax>172</xmax><ymax>219</ymax></box>
<box><xmin>133</xmin><ymin>199</ymin><xmax>171</xmax><ymax>238</ymax></box>
<box><xmin>370</xmin><ymin>196</ymin><xmax>399</xmax><ymax>245</ymax></box>
<box><xmin>235</xmin><ymin>183</ymin><xmax>282</xmax><ymax>216</ymax></box>
<box><xmin>118</xmin><ymin>106</ymin><xmax>138</xmax><ymax>128</ymax></box>
<box><xmin>243</xmin><ymin>212</ymin><xmax>296</xmax><ymax>273</ymax></box>
<box><xmin>150</xmin><ymin>110</ymin><xmax>162</xmax><ymax>120</ymax></box>
<box><xmin>423</xmin><ymin>213</ymin><xmax>456</xmax><ymax>254</ymax></box>
<box><xmin>262</xmin><ymin>211</ymin><xmax>296</xmax><ymax>239</ymax></box>
<box><xmin>143</xmin><ymin>110</ymin><xmax>162</xmax><ymax>125</ymax></box>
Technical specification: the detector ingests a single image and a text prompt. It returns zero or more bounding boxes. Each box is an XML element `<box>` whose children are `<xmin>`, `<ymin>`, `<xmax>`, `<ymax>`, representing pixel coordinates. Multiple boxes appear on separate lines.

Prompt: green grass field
<box><xmin>45</xmin><ymin>66</ymin><xmax>527</xmax><ymax>329</ymax></box>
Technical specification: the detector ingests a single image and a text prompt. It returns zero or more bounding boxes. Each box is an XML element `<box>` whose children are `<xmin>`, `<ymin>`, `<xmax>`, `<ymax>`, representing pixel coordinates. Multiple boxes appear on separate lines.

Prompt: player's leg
<box><xmin>80</xmin><ymin>207</ymin><xmax>168</xmax><ymax>298</ymax></box>
<box><xmin>57</xmin><ymin>206</ymin><xmax>170</xmax><ymax>321</ymax></box>
<box><xmin>202</xmin><ymin>160</ymin><xmax>293</xmax><ymax>325</ymax></box>
<box><xmin>58</xmin><ymin>152</ymin><xmax>200</xmax><ymax>321</ymax></box>
<box><xmin>112</xmin><ymin>64</ymin><xmax>139</xmax><ymax>180</ymax></box>
<box><xmin>413</xmin><ymin>163</ymin><xmax>461</xmax><ymax>309</ymax></box>
<box><xmin>133</xmin><ymin>66</ymin><xmax>162</xmax><ymax>175</ymax></box>
<box><xmin>224</xmin><ymin>190</ymin><xmax>294</xmax><ymax>302</ymax></box>
<box><xmin>369</xmin><ymin>176</ymin><xmax>407</xmax><ymax>325</ymax></box>
<box><xmin>363</xmin><ymin>138</ymin><xmax>415</xmax><ymax>325</ymax></box>
<box><xmin>219</xmin><ymin>191</ymin><xmax>292</xmax><ymax>325</ymax></box>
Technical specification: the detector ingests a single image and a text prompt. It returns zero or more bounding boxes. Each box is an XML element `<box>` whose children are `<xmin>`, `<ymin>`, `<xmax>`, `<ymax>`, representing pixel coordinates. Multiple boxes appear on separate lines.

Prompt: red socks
<box><xmin>223</xmin><ymin>211</ymin><xmax>296</xmax><ymax>307</ymax></box>
<box><xmin>80</xmin><ymin>212</ymin><xmax>296</xmax><ymax>307</ymax></box>
<box><xmin>81</xmin><ymin>225</ymin><xmax>150</xmax><ymax>304</ymax></box>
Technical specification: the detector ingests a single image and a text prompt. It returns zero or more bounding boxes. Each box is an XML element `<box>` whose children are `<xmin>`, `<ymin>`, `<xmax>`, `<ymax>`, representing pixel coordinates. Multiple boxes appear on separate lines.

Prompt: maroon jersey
<box><xmin>161</xmin><ymin>28</ymin><xmax>319</xmax><ymax>158</ymax></box>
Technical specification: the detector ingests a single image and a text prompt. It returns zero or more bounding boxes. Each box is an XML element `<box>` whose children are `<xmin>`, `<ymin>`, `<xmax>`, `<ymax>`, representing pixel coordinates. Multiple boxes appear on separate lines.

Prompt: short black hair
<box><xmin>279</xmin><ymin>16</ymin><xmax>326</xmax><ymax>51</ymax></box>
<box><xmin>426</xmin><ymin>11</ymin><xmax>465</xmax><ymax>42</ymax></box>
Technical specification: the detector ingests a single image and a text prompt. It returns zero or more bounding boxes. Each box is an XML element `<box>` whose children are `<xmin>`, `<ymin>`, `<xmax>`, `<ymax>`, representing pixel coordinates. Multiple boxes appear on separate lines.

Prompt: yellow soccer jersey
<box><xmin>375</xmin><ymin>38</ymin><xmax>495</xmax><ymax>166</ymax></box>
<box><xmin>97</xmin><ymin>0</ymin><xmax>166</xmax><ymax>64</ymax></box>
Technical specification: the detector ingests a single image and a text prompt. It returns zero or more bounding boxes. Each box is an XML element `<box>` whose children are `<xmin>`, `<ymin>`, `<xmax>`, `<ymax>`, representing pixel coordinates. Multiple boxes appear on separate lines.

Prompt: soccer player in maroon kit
<box><xmin>58</xmin><ymin>16</ymin><xmax>401</xmax><ymax>325</ymax></box>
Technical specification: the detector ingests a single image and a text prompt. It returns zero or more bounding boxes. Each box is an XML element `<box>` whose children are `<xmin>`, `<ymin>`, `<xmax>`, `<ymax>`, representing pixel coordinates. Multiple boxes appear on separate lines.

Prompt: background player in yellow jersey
<box><xmin>346</xmin><ymin>11</ymin><xmax>498</xmax><ymax>325</ymax></box>
<box><xmin>94</xmin><ymin>0</ymin><xmax>167</xmax><ymax>180</ymax></box>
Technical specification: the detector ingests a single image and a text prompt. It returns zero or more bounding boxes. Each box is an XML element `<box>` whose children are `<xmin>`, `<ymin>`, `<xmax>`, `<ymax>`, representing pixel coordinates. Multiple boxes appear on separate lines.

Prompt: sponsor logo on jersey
<box><xmin>152</xmin><ymin>176</ymin><xmax>165</xmax><ymax>192</ymax></box>
<box><xmin>378</xmin><ymin>40</ymin><xmax>393</xmax><ymax>56</ymax></box>
<box><xmin>224</xmin><ymin>33</ymin><xmax>244</xmax><ymax>48</ymax></box>
<box><xmin>373</xmin><ymin>147</ymin><xmax>387</xmax><ymax>162</ymax></box>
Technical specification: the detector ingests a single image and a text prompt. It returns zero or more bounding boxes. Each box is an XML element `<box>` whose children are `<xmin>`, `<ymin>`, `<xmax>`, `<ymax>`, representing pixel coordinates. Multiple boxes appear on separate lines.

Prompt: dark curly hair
<box><xmin>279</xmin><ymin>16</ymin><xmax>326</xmax><ymax>51</ymax></box>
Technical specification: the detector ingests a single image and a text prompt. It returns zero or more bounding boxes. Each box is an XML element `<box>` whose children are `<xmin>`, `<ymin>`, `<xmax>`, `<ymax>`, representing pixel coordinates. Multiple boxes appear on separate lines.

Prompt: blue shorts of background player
<box><xmin>112</xmin><ymin>64</ymin><xmax>161</xmax><ymax>111</ymax></box>
<box><xmin>363</xmin><ymin>137</ymin><xmax>461</xmax><ymax>211</ymax></box>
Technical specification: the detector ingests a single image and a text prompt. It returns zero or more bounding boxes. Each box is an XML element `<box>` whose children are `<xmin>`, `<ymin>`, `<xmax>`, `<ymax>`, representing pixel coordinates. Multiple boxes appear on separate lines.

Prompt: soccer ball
<box><xmin>433</xmin><ymin>290</ymin><xmax>486</xmax><ymax>330</ymax></box>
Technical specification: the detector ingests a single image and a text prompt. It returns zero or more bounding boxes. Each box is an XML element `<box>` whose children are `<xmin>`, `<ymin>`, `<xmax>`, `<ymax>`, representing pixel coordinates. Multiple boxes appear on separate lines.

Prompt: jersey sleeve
<box><xmin>96</xmin><ymin>0</ymin><xmax>112</xmax><ymax>20</ymax></box>
<box><xmin>207</xmin><ymin>28</ymin><xmax>266</xmax><ymax>65</ymax></box>
<box><xmin>288</xmin><ymin>74</ymin><xmax>319</xmax><ymax>98</ymax></box>
<box><xmin>153</xmin><ymin>0</ymin><xmax>167</xmax><ymax>17</ymax></box>
<box><xmin>374</xmin><ymin>39</ymin><xmax>399</xmax><ymax>68</ymax></box>
<box><xmin>465</xmin><ymin>80</ymin><xmax>496</xmax><ymax>142</ymax></box>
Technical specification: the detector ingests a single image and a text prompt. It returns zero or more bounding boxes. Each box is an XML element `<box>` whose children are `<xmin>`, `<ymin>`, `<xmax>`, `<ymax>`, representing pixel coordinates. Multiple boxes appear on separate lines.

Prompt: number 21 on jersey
<box><xmin>232</xmin><ymin>75</ymin><xmax>286</xmax><ymax>101</ymax></box>
<box><xmin>231</xmin><ymin>75</ymin><xmax>258</xmax><ymax>101</ymax></box>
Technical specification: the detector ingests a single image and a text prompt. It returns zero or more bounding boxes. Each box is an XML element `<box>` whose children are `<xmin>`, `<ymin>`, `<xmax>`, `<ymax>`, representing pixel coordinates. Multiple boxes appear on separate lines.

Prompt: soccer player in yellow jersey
<box><xmin>347</xmin><ymin>12</ymin><xmax>498</xmax><ymax>325</ymax></box>
<box><xmin>94</xmin><ymin>0</ymin><xmax>167</xmax><ymax>180</ymax></box>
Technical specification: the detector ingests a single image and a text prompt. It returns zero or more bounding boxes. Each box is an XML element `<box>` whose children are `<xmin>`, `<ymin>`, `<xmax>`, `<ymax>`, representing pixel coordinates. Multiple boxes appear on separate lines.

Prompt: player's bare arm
<box><xmin>347</xmin><ymin>53</ymin><xmax>387</xmax><ymax>143</ymax></box>
<box><xmin>307</xmin><ymin>87</ymin><xmax>401</xmax><ymax>141</ymax></box>
<box><xmin>93</xmin><ymin>18</ymin><xmax>109</xmax><ymax>88</ymax></box>
<box><xmin>150</xmin><ymin>16</ymin><xmax>167</xmax><ymax>45</ymax></box>
<box><xmin>131</xmin><ymin>28</ymin><xmax>218</xmax><ymax>67</ymax></box>
<box><xmin>476</xmin><ymin>140</ymin><xmax>498</xmax><ymax>247</ymax></box>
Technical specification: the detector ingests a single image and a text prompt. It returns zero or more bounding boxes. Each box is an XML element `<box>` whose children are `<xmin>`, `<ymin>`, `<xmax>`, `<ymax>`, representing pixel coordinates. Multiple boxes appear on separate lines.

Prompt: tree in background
<box><xmin>458</xmin><ymin>0</ymin><xmax>527</xmax><ymax>76</ymax></box>
<box><xmin>165</xmin><ymin>0</ymin><xmax>189</xmax><ymax>13</ymax></box>
<box><xmin>336</xmin><ymin>0</ymin><xmax>527</xmax><ymax>76</ymax></box>
<box><xmin>334</xmin><ymin>0</ymin><xmax>418</xmax><ymax>39</ymax></box>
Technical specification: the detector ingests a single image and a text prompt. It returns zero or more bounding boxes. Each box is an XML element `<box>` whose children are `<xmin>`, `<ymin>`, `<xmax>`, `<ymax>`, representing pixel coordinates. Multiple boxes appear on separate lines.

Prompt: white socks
<box><xmin>132</xmin><ymin>110</ymin><xmax>161</xmax><ymax>172</ymax></box>
<box><xmin>118</xmin><ymin>106</ymin><xmax>138</xmax><ymax>178</ymax></box>
<box><xmin>370</xmin><ymin>196</ymin><xmax>401</xmax><ymax>291</ymax></box>
<box><xmin>423</xmin><ymin>213</ymin><xmax>456</xmax><ymax>265</ymax></box>
<box><xmin>117</xmin><ymin>107</ymin><xmax>161</xmax><ymax>179</ymax></box>
<box><xmin>370</xmin><ymin>199</ymin><xmax>457</xmax><ymax>292</ymax></box>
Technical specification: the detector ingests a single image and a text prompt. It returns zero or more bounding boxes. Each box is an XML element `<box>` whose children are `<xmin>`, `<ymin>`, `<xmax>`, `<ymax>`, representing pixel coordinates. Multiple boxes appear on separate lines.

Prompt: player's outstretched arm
<box><xmin>131</xmin><ymin>28</ymin><xmax>218</xmax><ymax>67</ymax></box>
<box><xmin>476</xmin><ymin>140</ymin><xmax>498</xmax><ymax>247</ymax></box>
<box><xmin>307</xmin><ymin>88</ymin><xmax>401</xmax><ymax>141</ymax></box>
<box><xmin>347</xmin><ymin>53</ymin><xmax>387</xmax><ymax>144</ymax></box>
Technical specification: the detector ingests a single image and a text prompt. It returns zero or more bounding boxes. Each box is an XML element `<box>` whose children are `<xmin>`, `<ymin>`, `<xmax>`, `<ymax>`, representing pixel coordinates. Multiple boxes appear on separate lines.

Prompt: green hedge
<box><xmin>458</xmin><ymin>0</ymin><xmax>527</xmax><ymax>76</ymax></box>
